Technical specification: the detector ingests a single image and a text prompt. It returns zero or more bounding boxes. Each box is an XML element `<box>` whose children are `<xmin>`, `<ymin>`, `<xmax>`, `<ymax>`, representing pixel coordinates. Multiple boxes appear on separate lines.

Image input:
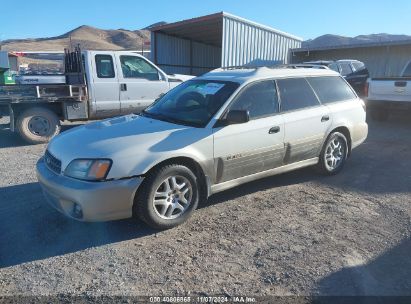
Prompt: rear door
<box><xmin>114</xmin><ymin>52</ymin><xmax>170</xmax><ymax>114</ymax></box>
<box><xmin>213</xmin><ymin>80</ymin><xmax>285</xmax><ymax>183</ymax></box>
<box><xmin>277</xmin><ymin>77</ymin><xmax>331</xmax><ymax>164</ymax></box>
<box><xmin>91</xmin><ymin>52</ymin><xmax>121</xmax><ymax>118</ymax></box>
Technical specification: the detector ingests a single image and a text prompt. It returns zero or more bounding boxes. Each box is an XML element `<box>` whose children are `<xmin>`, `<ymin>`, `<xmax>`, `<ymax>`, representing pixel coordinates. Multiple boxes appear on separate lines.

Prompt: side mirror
<box><xmin>225</xmin><ymin>110</ymin><xmax>250</xmax><ymax>125</ymax></box>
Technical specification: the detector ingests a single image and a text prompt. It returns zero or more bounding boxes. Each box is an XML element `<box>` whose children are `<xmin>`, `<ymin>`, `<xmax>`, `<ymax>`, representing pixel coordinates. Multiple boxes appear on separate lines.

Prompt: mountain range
<box><xmin>0</xmin><ymin>25</ymin><xmax>152</xmax><ymax>51</ymax></box>
<box><xmin>1</xmin><ymin>25</ymin><xmax>411</xmax><ymax>52</ymax></box>
<box><xmin>302</xmin><ymin>33</ymin><xmax>411</xmax><ymax>49</ymax></box>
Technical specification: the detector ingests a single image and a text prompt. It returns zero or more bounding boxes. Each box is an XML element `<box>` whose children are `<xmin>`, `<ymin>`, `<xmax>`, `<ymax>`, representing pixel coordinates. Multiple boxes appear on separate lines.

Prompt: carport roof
<box><xmin>150</xmin><ymin>12</ymin><xmax>302</xmax><ymax>47</ymax></box>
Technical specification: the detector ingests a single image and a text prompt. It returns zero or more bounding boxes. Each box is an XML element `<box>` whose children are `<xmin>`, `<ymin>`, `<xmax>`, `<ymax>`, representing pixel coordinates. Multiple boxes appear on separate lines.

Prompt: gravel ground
<box><xmin>0</xmin><ymin>114</ymin><xmax>410</xmax><ymax>299</ymax></box>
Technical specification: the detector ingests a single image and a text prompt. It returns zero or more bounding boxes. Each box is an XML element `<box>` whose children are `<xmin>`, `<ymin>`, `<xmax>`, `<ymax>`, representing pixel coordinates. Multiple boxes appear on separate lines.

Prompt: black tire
<box><xmin>16</xmin><ymin>107</ymin><xmax>61</xmax><ymax>144</ymax></box>
<box><xmin>370</xmin><ymin>109</ymin><xmax>389</xmax><ymax>121</ymax></box>
<box><xmin>317</xmin><ymin>132</ymin><xmax>348</xmax><ymax>175</ymax></box>
<box><xmin>134</xmin><ymin>164</ymin><xmax>199</xmax><ymax>229</ymax></box>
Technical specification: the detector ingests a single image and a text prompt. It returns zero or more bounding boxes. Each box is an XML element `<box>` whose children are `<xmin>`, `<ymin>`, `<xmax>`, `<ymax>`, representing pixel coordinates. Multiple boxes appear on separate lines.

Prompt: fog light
<box><xmin>71</xmin><ymin>203</ymin><xmax>83</xmax><ymax>219</ymax></box>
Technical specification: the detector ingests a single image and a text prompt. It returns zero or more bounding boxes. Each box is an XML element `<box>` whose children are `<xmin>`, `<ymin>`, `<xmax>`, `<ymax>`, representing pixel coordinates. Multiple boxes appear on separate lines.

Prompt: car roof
<box><xmin>198</xmin><ymin>67</ymin><xmax>340</xmax><ymax>84</ymax></box>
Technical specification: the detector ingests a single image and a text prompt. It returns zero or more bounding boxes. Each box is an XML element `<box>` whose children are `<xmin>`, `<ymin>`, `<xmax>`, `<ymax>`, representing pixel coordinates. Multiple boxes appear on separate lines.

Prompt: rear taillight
<box><xmin>360</xmin><ymin>99</ymin><xmax>366</xmax><ymax>111</ymax></box>
<box><xmin>364</xmin><ymin>82</ymin><xmax>369</xmax><ymax>97</ymax></box>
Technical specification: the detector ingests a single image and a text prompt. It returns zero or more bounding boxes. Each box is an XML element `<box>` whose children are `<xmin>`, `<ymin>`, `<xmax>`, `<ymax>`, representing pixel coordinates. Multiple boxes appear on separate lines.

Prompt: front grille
<box><xmin>44</xmin><ymin>150</ymin><xmax>62</xmax><ymax>174</ymax></box>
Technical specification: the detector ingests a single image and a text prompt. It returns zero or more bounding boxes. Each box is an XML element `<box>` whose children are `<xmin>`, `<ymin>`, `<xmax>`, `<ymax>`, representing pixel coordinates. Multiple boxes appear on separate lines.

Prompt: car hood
<box><xmin>47</xmin><ymin>115</ymin><xmax>213</xmax><ymax>179</ymax></box>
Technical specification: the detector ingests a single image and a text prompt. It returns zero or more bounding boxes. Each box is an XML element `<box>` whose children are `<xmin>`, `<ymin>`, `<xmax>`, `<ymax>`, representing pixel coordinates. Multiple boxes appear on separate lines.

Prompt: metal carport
<box><xmin>150</xmin><ymin>12</ymin><xmax>302</xmax><ymax>75</ymax></box>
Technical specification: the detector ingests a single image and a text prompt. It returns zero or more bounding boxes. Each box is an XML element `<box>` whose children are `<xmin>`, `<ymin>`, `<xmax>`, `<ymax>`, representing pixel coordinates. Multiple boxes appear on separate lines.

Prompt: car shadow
<box><xmin>316</xmin><ymin>237</ymin><xmax>411</xmax><ymax>296</ymax></box>
<box><xmin>0</xmin><ymin>123</ymin><xmax>85</xmax><ymax>148</ymax></box>
<box><xmin>0</xmin><ymin>182</ymin><xmax>157</xmax><ymax>268</ymax></box>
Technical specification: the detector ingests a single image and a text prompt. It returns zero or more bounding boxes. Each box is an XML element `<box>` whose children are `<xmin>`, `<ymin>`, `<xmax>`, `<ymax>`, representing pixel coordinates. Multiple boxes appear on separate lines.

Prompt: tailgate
<box><xmin>368</xmin><ymin>78</ymin><xmax>411</xmax><ymax>102</ymax></box>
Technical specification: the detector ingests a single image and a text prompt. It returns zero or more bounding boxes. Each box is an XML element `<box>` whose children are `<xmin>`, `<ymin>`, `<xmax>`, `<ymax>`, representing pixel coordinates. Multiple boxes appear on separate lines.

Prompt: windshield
<box><xmin>142</xmin><ymin>80</ymin><xmax>240</xmax><ymax>127</ymax></box>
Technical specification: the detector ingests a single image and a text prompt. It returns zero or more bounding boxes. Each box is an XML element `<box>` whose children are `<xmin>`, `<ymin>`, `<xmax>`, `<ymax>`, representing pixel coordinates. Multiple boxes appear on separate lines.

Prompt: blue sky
<box><xmin>1</xmin><ymin>0</ymin><xmax>411</xmax><ymax>41</ymax></box>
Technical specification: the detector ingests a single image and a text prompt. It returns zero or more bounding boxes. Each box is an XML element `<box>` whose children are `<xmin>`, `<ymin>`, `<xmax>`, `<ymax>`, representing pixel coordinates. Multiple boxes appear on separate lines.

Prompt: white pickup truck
<box><xmin>0</xmin><ymin>47</ymin><xmax>193</xmax><ymax>144</ymax></box>
<box><xmin>367</xmin><ymin>60</ymin><xmax>411</xmax><ymax>120</ymax></box>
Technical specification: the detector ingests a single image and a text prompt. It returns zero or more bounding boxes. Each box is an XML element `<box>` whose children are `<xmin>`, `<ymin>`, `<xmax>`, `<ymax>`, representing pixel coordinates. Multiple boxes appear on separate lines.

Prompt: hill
<box><xmin>302</xmin><ymin>33</ymin><xmax>411</xmax><ymax>49</ymax></box>
<box><xmin>0</xmin><ymin>25</ymin><xmax>152</xmax><ymax>51</ymax></box>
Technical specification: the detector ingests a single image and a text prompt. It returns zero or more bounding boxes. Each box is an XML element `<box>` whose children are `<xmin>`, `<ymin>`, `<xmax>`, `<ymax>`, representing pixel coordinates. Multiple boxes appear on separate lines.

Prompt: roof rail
<box><xmin>276</xmin><ymin>64</ymin><xmax>330</xmax><ymax>70</ymax></box>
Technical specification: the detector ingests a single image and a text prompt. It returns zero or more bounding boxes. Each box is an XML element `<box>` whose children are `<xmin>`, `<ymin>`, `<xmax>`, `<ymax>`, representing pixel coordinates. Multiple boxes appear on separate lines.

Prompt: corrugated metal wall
<box><xmin>0</xmin><ymin>52</ymin><xmax>10</xmax><ymax>70</ymax></box>
<box><xmin>221</xmin><ymin>15</ymin><xmax>302</xmax><ymax>67</ymax></box>
<box><xmin>152</xmin><ymin>32</ymin><xmax>221</xmax><ymax>75</ymax></box>
<box><xmin>151</xmin><ymin>15</ymin><xmax>302</xmax><ymax>75</ymax></box>
<box><xmin>292</xmin><ymin>45</ymin><xmax>411</xmax><ymax>77</ymax></box>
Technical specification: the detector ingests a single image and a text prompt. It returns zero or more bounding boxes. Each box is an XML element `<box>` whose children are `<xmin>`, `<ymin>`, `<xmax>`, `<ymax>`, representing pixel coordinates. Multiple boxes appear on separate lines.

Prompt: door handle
<box><xmin>268</xmin><ymin>126</ymin><xmax>280</xmax><ymax>134</ymax></box>
<box><xmin>120</xmin><ymin>83</ymin><xmax>127</xmax><ymax>91</ymax></box>
<box><xmin>321</xmin><ymin>115</ymin><xmax>330</xmax><ymax>122</ymax></box>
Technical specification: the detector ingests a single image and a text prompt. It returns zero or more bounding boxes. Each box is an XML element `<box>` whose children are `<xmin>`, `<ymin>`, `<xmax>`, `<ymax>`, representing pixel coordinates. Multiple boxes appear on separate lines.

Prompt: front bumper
<box><xmin>36</xmin><ymin>157</ymin><xmax>144</xmax><ymax>222</ymax></box>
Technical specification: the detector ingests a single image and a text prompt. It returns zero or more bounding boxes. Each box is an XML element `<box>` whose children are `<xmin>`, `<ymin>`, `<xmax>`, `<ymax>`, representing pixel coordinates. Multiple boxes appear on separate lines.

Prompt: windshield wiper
<box><xmin>140</xmin><ymin>110</ymin><xmax>190</xmax><ymax>126</ymax></box>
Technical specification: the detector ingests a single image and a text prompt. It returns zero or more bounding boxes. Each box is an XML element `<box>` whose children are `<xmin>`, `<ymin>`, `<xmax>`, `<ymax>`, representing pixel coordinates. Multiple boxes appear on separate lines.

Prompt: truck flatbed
<box><xmin>0</xmin><ymin>84</ymin><xmax>87</xmax><ymax>103</ymax></box>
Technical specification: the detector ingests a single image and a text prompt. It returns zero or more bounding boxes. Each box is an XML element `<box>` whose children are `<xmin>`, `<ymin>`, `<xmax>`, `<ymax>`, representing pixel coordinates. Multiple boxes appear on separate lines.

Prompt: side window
<box><xmin>229</xmin><ymin>80</ymin><xmax>278</xmax><ymax>120</ymax></box>
<box><xmin>352</xmin><ymin>62</ymin><xmax>365</xmax><ymax>71</ymax></box>
<box><xmin>307</xmin><ymin>76</ymin><xmax>357</xmax><ymax>104</ymax></box>
<box><xmin>95</xmin><ymin>55</ymin><xmax>115</xmax><ymax>78</ymax></box>
<box><xmin>277</xmin><ymin>78</ymin><xmax>320</xmax><ymax>112</ymax></box>
<box><xmin>339</xmin><ymin>63</ymin><xmax>353</xmax><ymax>76</ymax></box>
<box><xmin>120</xmin><ymin>56</ymin><xmax>160</xmax><ymax>80</ymax></box>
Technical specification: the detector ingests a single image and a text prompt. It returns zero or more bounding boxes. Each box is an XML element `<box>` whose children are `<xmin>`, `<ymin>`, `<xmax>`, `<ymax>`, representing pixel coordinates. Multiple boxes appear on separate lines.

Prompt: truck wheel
<box><xmin>134</xmin><ymin>164</ymin><xmax>199</xmax><ymax>229</ymax></box>
<box><xmin>370</xmin><ymin>109</ymin><xmax>389</xmax><ymax>121</ymax></box>
<box><xmin>16</xmin><ymin>107</ymin><xmax>61</xmax><ymax>144</ymax></box>
<box><xmin>317</xmin><ymin>132</ymin><xmax>348</xmax><ymax>175</ymax></box>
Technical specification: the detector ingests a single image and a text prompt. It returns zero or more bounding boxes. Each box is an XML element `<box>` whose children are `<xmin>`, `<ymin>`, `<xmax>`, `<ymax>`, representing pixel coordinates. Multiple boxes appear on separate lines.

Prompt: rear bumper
<box><xmin>366</xmin><ymin>100</ymin><xmax>411</xmax><ymax>111</ymax></box>
<box><xmin>351</xmin><ymin>122</ymin><xmax>368</xmax><ymax>150</ymax></box>
<box><xmin>36</xmin><ymin>157</ymin><xmax>144</xmax><ymax>222</ymax></box>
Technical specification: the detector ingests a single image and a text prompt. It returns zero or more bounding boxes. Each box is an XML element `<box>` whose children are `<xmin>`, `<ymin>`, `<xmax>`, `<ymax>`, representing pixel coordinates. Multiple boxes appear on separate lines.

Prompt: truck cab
<box><xmin>0</xmin><ymin>49</ymin><xmax>193</xmax><ymax>144</ymax></box>
<box><xmin>84</xmin><ymin>51</ymin><xmax>176</xmax><ymax>119</ymax></box>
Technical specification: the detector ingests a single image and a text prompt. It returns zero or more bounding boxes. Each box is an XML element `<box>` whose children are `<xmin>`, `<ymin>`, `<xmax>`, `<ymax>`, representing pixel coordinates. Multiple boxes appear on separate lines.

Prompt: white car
<box><xmin>36</xmin><ymin>67</ymin><xmax>368</xmax><ymax>229</ymax></box>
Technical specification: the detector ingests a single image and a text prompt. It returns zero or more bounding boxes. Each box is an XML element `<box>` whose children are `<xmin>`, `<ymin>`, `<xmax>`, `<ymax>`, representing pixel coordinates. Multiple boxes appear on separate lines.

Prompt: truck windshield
<box><xmin>141</xmin><ymin>80</ymin><xmax>240</xmax><ymax>127</ymax></box>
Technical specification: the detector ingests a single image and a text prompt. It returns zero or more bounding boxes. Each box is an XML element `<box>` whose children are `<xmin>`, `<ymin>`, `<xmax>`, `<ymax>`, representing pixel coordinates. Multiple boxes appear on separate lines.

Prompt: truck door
<box><xmin>91</xmin><ymin>52</ymin><xmax>121</xmax><ymax>118</ymax></box>
<box><xmin>114</xmin><ymin>52</ymin><xmax>170</xmax><ymax>114</ymax></box>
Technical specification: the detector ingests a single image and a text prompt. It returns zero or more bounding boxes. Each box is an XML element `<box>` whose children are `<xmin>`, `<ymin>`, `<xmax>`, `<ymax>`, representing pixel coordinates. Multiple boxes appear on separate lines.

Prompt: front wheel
<box><xmin>134</xmin><ymin>164</ymin><xmax>199</xmax><ymax>229</ymax></box>
<box><xmin>317</xmin><ymin>132</ymin><xmax>348</xmax><ymax>175</ymax></box>
<box><xmin>16</xmin><ymin>107</ymin><xmax>61</xmax><ymax>144</ymax></box>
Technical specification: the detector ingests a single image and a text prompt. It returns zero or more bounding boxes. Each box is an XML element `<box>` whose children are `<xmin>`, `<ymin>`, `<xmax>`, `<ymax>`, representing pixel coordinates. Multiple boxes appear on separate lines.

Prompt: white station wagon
<box><xmin>36</xmin><ymin>67</ymin><xmax>368</xmax><ymax>229</ymax></box>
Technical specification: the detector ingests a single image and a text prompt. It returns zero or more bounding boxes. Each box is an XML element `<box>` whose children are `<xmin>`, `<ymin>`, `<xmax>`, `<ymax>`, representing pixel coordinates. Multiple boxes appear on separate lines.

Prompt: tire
<box><xmin>16</xmin><ymin>107</ymin><xmax>61</xmax><ymax>144</ymax></box>
<box><xmin>370</xmin><ymin>109</ymin><xmax>389</xmax><ymax>121</ymax></box>
<box><xmin>317</xmin><ymin>132</ymin><xmax>348</xmax><ymax>175</ymax></box>
<box><xmin>134</xmin><ymin>164</ymin><xmax>199</xmax><ymax>229</ymax></box>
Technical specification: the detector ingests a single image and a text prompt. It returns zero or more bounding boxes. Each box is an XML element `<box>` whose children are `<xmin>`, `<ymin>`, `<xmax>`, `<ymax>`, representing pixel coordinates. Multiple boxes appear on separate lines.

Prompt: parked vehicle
<box><xmin>366</xmin><ymin>60</ymin><xmax>411</xmax><ymax>121</ymax></box>
<box><xmin>0</xmin><ymin>47</ymin><xmax>193</xmax><ymax>144</ymax></box>
<box><xmin>305</xmin><ymin>60</ymin><xmax>369</xmax><ymax>96</ymax></box>
<box><xmin>36</xmin><ymin>67</ymin><xmax>368</xmax><ymax>229</ymax></box>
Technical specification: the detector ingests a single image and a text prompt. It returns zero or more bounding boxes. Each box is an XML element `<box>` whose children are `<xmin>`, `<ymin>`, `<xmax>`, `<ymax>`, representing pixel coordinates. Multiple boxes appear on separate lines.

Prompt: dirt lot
<box><xmin>0</xmin><ymin>115</ymin><xmax>410</xmax><ymax>299</ymax></box>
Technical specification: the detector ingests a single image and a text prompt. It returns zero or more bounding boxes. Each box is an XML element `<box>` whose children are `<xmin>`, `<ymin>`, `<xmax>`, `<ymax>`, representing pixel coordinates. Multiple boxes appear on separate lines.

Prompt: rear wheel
<box><xmin>134</xmin><ymin>164</ymin><xmax>199</xmax><ymax>229</ymax></box>
<box><xmin>317</xmin><ymin>132</ymin><xmax>348</xmax><ymax>175</ymax></box>
<box><xmin>16</xmin><ymin>107</ymin><xmax>61</xmax><ymax>144</ymax></box>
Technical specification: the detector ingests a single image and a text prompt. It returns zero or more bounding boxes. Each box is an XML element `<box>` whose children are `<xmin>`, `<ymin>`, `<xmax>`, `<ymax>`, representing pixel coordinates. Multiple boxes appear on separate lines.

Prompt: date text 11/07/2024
<box><xmin>149</xmin><ymin>296</ymin><xmax>257</xmax><ymax>303</ymax></box>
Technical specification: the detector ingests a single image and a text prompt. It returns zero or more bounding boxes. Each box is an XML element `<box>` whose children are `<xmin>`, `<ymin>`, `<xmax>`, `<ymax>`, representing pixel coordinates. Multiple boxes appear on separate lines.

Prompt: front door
<box><xmin>277</xmin><ymin>77</ymin><xmax>331</xmax><ymax>164</ymax></box>
<box><xmin>213</xmin><ymin>80</ymin><xmax>285</xmax><ymax>184</ymax></box>
<box><xmin>91</xmin><ymin>52</ymin><xmax>121</xmax><ymax>118</ymax></box>
<box><xmin>115</xmin><ymin>53</ymin><xmax>169</xmax><ymax>114</ymax></box>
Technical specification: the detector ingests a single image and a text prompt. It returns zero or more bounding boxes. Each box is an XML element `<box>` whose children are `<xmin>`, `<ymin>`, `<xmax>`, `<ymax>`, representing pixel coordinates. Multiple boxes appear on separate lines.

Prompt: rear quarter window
<box><xmin>307</xmin><ymin>76</ymin><xmax>357</xmax><ymax>104</ymax></box>
<box><xmin>95</xmin><ymin>55</ymin><xmax>115</xmax><ymax>78</ymax></box>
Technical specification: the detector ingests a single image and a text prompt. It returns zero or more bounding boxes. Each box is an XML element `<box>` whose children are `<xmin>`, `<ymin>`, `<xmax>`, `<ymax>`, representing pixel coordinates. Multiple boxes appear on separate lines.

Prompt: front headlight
<box><xmin>64</xmin><ymin>159</ymin><xmax>112</xmax><ymax>181</ymax></box>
